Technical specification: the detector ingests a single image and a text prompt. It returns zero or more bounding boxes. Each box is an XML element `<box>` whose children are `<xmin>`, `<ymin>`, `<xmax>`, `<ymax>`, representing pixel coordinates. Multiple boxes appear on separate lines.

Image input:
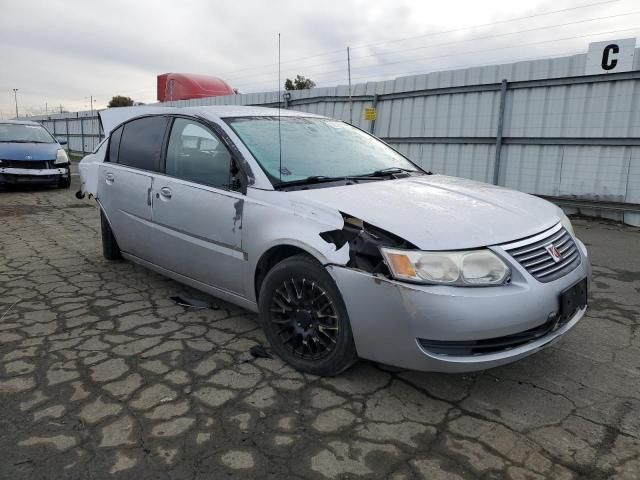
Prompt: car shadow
<box><xmin>0</xmin><ymin>183</ymin><xmax>60</xmax><ymax>193</ymax></box>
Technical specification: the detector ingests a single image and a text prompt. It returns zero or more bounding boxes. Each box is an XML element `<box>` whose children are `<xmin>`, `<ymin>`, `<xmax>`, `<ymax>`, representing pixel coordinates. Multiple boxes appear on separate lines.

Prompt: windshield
<box><xmin>0</xmin><ymin>123</ymin><xmax>56</xmax><ymax>143</ymax></box>
<box><xmin>225</xmin><ymin>116</ymin><xmax>420</xmax><ymax>184</ymax></box>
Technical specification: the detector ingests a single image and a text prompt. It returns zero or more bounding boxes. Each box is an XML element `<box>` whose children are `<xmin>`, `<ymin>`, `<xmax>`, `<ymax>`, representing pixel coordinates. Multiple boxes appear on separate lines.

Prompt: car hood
<box><xmin>0</xmin><ymin>142</ymin><xmax>59</xmax><ymax>161</ymax></box>
<box><xmin>287</xmin><ymin>174</ymin><xmax>561</xmax><ymax>250</ymax></box>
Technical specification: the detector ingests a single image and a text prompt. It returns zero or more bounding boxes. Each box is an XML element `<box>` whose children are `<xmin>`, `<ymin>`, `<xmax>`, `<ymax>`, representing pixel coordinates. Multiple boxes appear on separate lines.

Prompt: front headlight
<box><xmin>560</xmin><ymin>212</ymin><xmax>575</xmax><ymax>237</ymax></box>
<box><xmin>380</xmin><ymin>248</ymin><xmax>510</xmax><ymax>286</ymax></box>
<box><xmin>54</xmin><ymin>148</ymin><xmax>69</xmax><ymax>165</ymax></box>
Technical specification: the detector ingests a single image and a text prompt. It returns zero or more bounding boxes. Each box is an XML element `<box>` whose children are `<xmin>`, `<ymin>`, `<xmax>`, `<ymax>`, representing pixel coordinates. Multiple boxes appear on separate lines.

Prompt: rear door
<box><xmin>149</xmin><ymin>117</ymin><xmax>246</xmax><ymax>295</ymax></box>
<box><xmin>98</xmin><ymin>116</ymin><xmax>169</xmax><ymax>260</ymax></box>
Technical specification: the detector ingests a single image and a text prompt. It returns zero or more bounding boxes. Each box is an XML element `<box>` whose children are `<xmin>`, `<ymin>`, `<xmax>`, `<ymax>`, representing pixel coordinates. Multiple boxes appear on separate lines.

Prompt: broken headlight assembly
<box><xmin>54</xmin><ymin>148</ymin><xmax>70</xmax><ymax>165</ymax></box>
<box><xmin>380</xmin><ymin>248</ymin><xmax>510</xmax><ymax>286</ymax></box>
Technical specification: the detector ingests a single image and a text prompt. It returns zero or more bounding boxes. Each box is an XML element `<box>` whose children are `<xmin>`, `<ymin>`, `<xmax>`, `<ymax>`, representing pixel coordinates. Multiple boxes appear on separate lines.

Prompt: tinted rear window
<box><xmin>118</xmin><ymin>116</ymin><xmax>168</xmax><ymax>171</ymax></box>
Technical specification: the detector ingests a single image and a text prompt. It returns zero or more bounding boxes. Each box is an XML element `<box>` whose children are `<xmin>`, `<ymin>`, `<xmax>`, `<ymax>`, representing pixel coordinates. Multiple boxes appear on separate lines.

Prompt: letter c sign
<box><xmin>585</xmin><ymin>38</ymin><xmax>636</xmax><ymax>75</ymax></box>
<box><xmin>601</xmin><ymin>44</ymin><xmax>619</xmax><ymax>70</ymax></box>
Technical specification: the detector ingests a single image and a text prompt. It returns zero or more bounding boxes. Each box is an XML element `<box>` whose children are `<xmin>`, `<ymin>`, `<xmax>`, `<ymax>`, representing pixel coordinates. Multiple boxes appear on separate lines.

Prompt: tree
<box><xmin>284</xmin><ymin>75</ymin><xmax>316</xmax><ymax>91</ymax></box>
<box><xmin>108</xmin><ymin>96</ymin><xmax>134</xmax><ymax>108</ymax></box>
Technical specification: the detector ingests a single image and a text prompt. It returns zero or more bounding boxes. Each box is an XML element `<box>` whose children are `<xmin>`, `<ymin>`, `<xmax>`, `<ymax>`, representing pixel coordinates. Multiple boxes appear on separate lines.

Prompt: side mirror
<box><xmin>229</xmin><ymin>160</ymin><xmax>246</xmax><ymax>193</ymax></box>
<box><xmin>230</xmin><ymin>177</ymin><xmax>242</xmax><ymax>192</ymax></box>
<box><xmin>57</xmin><ymin>138</ymin><xmax>68</xmax><ymax>146</ymax></box>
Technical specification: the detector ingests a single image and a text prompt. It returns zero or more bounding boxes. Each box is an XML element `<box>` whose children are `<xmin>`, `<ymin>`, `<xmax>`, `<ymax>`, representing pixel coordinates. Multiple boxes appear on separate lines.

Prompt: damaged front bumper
<box><xmin>327</xmin><ymin>239</ymin><xmax>591</xmax><ymax>373</ymax></box>
<box><xmin>0</xmin><ymin>166</ymin><xmax>69</xmax><ymax>185</ymax></box>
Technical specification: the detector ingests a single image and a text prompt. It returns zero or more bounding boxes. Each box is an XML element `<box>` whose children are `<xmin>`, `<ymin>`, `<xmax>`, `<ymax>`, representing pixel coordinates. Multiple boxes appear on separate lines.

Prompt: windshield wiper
<box><xmin>275</xmin><ymin>174</ymin><xmax>390</xmax><ymax>188</ymax></box>
<box><xmin>360</xmin><ymin>167</ymin><xmax>425</xmax><ymax>177</ymax></box>
<box><xmin>274</xmin><ymin>168</ymin><xmax>425</xmax><ymax>189</ymax></box>
<box><xmin>273</xmin><ymin>176</ymin><xmax>350</xmax><ymax>189</ymax></box>
<box><xmin>0</xmin><ymin>140</ymin><xmax>49</xmax><ymax>143</ymax></box>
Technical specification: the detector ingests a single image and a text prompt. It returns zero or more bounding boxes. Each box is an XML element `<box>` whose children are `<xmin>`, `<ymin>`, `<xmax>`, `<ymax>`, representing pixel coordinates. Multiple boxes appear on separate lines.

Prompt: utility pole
<box><xmin>347</xmin><ymin>47</ymin><xmax>353</xmax><ymax>124</ymax></box>
<box><xmin>12</xmin><ymin>88</ymin><xmax>19</xmax><ymax>119</ymax></box>
<box><xmin>45</xmin><ymin>102</ymin><xmax>48</xmax><ymax>115</ymax></box>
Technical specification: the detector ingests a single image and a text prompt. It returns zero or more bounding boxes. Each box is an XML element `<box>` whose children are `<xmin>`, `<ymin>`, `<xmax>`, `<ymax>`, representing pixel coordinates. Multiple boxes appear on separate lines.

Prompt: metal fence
<box><xmin>39</xmin><ymin>112</ymin><xmax>103</xmax><ymax>155</ymax></box>
<box><xmin>28</xmin><ymin>45</ymin><xmax>640</xmax><ymax>226</ymax></box>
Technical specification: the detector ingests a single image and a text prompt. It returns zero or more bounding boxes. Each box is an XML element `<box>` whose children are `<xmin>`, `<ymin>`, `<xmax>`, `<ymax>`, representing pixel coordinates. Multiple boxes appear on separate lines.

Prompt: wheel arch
<box><xmin>96</xmin><ymin>199</ymin><xmax>124</xmax><ymax>251</ymax></box>
<box><xmin>253</xmin><ymin>243</ymin><xmax>323</xmax><ymax>303</ymax></box>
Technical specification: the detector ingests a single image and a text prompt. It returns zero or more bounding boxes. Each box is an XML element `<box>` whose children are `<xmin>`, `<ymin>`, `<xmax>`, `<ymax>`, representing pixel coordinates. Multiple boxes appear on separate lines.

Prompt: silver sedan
<box><xmin>79</xmin><ymin>105</ymin><xmax>591</xmax><ymax>376</ymax></box>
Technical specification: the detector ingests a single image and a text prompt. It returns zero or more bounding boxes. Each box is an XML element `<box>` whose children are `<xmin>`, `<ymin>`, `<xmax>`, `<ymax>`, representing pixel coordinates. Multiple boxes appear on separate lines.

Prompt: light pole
<box><xmin>347</xmin><ymin>47</ymin><xmax>352</xmax><ymax>125</ymax></box>
<box><xmin>12</xmin><ymin>88</ymin><xmax>19</xmax><ymax>119</ymax></box>
<box><xmin>84</xmin><ymin>95</ymin><xmax>96</xmax><ymax>117</ymax></box>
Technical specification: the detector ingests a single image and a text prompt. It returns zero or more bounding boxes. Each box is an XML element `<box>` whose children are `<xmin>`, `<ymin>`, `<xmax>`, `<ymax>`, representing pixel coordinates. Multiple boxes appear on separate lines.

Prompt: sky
<box><xmin>1</xmin><ymin>0</ymin><xmax>639</xmax><ymax>118</ymax></box>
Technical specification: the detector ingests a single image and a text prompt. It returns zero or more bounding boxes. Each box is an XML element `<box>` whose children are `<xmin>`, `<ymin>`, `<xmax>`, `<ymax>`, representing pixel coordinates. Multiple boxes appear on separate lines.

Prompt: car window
<box><xmin>0</xmin><ymin>123</ymin><xmax>56</xmax><ymax>143</ymax></box>
<box><xmin>226</xmin><ymin>116</ymin><xmax>419</xmax><ymax>184</ymax></box>
<box><xmin>107</xmin><ymin>126</ymin><xmax>123</xmax><ymax>163</ymax></box>
<box><xmin>117</xmin><ymin>116</ymin><xmax>168</xmax><ymax>172</ymax></box>
<box><xmin>165</xmin><ymin>118</ymin><xmax>232</xmax><ymax>188</ymax></box>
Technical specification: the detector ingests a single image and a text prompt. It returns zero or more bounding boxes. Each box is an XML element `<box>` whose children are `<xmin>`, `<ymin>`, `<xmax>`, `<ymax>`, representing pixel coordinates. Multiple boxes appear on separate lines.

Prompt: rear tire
<box><xmin>101</xmin><ymin>210</ymin><xmax>122</xmax><ymax>260</ymax></box>
<box><xmin>258</xmin><ymin>254</ymin><xmax>358</xmax><ymax>376</ymax></box>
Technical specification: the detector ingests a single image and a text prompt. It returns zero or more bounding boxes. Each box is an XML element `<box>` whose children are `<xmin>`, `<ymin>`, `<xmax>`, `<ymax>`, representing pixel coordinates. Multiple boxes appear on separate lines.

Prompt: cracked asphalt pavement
<box><xmin>1</xmin><ymin>172</ymin><xmax>639</xmax><ymax>480</ymax></box>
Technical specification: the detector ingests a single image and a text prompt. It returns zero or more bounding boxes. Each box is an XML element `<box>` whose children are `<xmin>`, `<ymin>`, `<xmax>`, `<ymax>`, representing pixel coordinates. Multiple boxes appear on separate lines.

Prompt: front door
<box><xmin>149</xmin><ymin>117</ymin><xmax>246</xmax><ymax>295</ymax></box>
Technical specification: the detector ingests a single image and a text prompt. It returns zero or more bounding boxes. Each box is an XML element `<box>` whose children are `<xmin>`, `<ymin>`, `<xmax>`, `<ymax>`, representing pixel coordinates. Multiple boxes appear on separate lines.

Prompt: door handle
<box><xmin>105</xmin><ymin>172</ymin><xmax>115</xmax><ymax>184</ymax></box>
<box><xmin>160</xmin><ymin>187</ymin><xmax>172</xmax><ymax>199</ymax></box>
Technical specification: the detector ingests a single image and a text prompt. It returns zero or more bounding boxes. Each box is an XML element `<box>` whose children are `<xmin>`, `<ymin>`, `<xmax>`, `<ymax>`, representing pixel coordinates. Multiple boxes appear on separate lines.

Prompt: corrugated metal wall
<box><xmin>31</xmin><ymin>47</ymin><xmax>640</xmax><ymax>225</ymax></box>
<box><xmin>39</xmin><ymin>113</ymin><xmax>102</xmax><ymax>154</ymax></box>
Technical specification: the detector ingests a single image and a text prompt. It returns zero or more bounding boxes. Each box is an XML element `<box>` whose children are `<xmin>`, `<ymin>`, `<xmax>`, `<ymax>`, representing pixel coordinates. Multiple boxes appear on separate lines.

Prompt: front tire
<box><xmin>101</xmin><ymin>210</ymin><xmax>122</xmax><ymax>260</ymax></box>
<box><xmin>58</xmin><ymin>168</ymin><xmax>71</xmax><ymax>189</ymax></box>
<box><xmin>258</xmin><ymin>255</ymin><xmax>358</xmax><ymax>376</ymax></box>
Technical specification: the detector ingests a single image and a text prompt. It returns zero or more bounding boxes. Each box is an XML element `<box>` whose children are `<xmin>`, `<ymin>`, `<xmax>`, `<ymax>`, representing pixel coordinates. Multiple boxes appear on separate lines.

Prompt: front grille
<box><xmin>418</xmin><ymin>315</ymin><xmax>564</xmax><ymax>356</ymax></box>
<box><xmin>503</xmin><ymin>225</ymin><xmax>580</xmax><ymax>283</ymax></box>
<box><xmin>0</xmin><ymin>160</ymin><xmax>53</xmax><ymax>169</ymax></box>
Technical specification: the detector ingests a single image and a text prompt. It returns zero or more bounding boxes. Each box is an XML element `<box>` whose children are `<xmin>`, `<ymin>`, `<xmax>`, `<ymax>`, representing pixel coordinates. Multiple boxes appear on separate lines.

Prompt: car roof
<box><xmin>195</xmin><ymin>105</ymin><xmax>327</xmax><ymax>119</ymax></box>
<box><xmin>0</xmin><ymin>120</ymin><xmax>42</xmax><ymax>126</ymax></box>
<box><xmin>99</xmin><ymin>105</ymin><xmax>329</xmax><ymax>134</ymax></box>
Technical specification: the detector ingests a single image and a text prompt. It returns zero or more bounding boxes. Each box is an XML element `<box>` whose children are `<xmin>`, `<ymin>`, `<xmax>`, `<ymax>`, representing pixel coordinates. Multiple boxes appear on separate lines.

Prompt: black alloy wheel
<box><xmin>259</xmin><ymin>255</ymin><xmax>358</xmax><ymax>376</ymax></box>
<box><xmin>270</xmin><ymin>276</ymin><xmax>339</xmax><ymax>360</ymax></box>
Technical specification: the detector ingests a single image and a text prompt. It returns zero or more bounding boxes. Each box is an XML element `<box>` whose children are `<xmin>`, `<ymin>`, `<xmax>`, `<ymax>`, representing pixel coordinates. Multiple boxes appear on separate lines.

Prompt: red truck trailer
<box><xmin>157</xmin><ymin>73</ymin><xmax>235</xmax><ymax>102</ymax></box>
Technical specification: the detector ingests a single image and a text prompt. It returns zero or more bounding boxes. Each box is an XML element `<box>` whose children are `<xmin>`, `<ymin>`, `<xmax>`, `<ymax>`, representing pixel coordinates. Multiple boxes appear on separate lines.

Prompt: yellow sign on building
<box><xmin>364</xmin><ymin>107</ymin><xmax>377</xmax><ymax>121</ymax></box>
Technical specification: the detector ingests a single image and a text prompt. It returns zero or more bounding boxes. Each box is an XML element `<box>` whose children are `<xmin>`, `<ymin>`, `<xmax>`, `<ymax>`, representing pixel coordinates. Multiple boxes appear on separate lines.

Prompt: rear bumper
<box><xmin>328</xmin><ymin>238</ymin><xmax>591</xmax><ymax>373</ymax></box>
<box><xmin>0</xmin><ymin>166</ymin><xmax>69</xmax><ymax>184</ymax></box>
